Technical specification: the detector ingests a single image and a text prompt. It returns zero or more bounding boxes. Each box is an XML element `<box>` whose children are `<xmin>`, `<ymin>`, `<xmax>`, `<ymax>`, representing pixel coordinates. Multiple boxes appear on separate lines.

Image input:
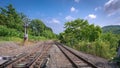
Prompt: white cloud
<box><xmin>95</xmin><ymin>7</ymin><xmax>101</xmax><ymax>11</ymax></box>
<box><xmin>105</xmin><ymin>0</ymin><xmax>114</xmax><ymax>6</ymax></box>
<box><xmin>70</xmin><ymin>7</ymin><xmax>78</xmax><ymax>13</ymax></box>
<box><xmin>70</xmin><ymin>7</ymin><xmax>78</xmax><ymax>12</ymax></box>
<box><xmin>50</xmin><ymin>18</ymin><xmax>60</xmax><ymax>24</ymax></box>
<box><xmin>74</xmin><ymin>0</ymin><xmax>80</xmax><ymax>3</ymax></box>
<box><xmin>65</xmin><ymin>16</ymin><xmax>74</xmax><ymax>21</ymax></box>
<box><xmin>71</xmin><ymin>7</ymin><xmax>76</xmax><ymax>12</ymax></box>
<box><xmin>85</xmin><ymin>14</ymin><xmax>97</xmax><ymax>19</ymax></box>
<box><xmin>104</xmin><ymin>0</ymin><xmax>120</xmax><ymax>16</ymax></box>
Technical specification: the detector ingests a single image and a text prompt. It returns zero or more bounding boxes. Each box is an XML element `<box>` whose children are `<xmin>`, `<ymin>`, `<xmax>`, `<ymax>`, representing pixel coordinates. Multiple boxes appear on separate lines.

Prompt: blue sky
<box><xmin>0</xmin><ymin>0</ymin><xmax>120</xmax><ymax>34</ymax></box>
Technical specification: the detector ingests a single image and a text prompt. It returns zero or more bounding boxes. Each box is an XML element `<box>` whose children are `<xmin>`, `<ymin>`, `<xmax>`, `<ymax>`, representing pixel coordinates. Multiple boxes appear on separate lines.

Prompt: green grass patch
<box><xmin>29</xmin><ymin>36</ymin><xmax>48</xmax><ymax>41</ymax></box>
<box><xmin>69</xmin><ymin>40</ymin><xmax>117</xmax><ymax>60</ymax></box>
<box><xmin>0</xmin><ymin>36</ymin><xmax>23</xmax><ymax>42</ymax></box>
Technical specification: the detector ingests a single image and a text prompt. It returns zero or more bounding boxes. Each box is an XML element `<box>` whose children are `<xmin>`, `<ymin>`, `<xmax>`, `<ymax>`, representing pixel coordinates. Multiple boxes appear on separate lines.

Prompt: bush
<box><xmin>28</xmin><ymin>35</ymin><xmax>48</xmax><ymax>41</ymax></box>
<box><xmin>0</xmin><ymin>25</ymin><xmax>24</xmax><ymax>37</ymax></box>
<box><xmin>72</xmin><ymin>40</ymin><xmax>117</xmax><ymax>59</ymax></box>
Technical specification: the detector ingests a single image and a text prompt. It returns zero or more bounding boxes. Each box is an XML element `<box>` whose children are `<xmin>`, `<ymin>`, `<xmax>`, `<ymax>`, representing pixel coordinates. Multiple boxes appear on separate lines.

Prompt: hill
<box><xmin>102</xmin><ymin>25</ymin><xmax>120</xmax><ymax>34</ymax></box>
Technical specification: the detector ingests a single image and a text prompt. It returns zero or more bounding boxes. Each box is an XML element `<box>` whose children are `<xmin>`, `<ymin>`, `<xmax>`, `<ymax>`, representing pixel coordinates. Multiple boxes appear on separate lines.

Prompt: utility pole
<box><xmin>23</xmin><ymin>18</ymin><xmax>30</xmax><ymax>43</ymax></box>
<box><xmin>24</xmin><ymin>22</ymin><xmax>28</xmax><ymax>41</ymax></box>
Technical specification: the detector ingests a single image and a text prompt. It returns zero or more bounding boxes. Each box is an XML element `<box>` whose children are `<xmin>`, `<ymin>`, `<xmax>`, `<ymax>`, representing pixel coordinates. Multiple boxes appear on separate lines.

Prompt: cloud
<box><xmin>74</xmin><ymin>0</ymin><xmax>80</xmax><ymax>3</ymax></box>
<box><xmin>95</xmin><ymin>7</ymin><xmax>101</xmax><ymax>11</ymax></box>
<box><xmin>65</xmin><ymin>16</ymin><xmax>74</xmax><ymax>21</ymax></box>
<box><xmin>70</xmin><ymin>7</ymin><xmax>78</xmax><ymax>13</ymax></box>
<box><xmin>85</xmin><ymin>14</ymin><xmax>97</xmax><ymax>19</ymax></box>
<box><xmin>71</xmin><ymin>7</ymin><xmax>76</xmax><ymax>12</ymax></box>
<box><xmin>50</xmin><ymin>18</ymin><xmax>60</xmax><ymax>24</ymax></box>
<box><xmin>104</xmin><ymin>0</ymin><xmax>120</xmax><ymax>16</ymax></box>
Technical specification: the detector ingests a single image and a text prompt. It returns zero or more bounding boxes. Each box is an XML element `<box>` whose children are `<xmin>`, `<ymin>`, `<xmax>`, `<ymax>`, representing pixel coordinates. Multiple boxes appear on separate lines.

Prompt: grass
<box><xmin>0</xmin><ymin>36</ymin><xmax>56</xmax><ymax>42</ymax></box>
<box><xmin>68</xmin><ymin>40</ymin><xmax>117</xmax><ymax>60</ymax></box>
<box><xmin>0</xmin><ymin>36</ymin><xmax>23</xmax><ymax>42</ymax></box>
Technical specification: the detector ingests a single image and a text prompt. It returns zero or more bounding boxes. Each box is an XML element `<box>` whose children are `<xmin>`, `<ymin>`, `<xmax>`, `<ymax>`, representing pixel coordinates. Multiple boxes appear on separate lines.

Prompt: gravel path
<box><xmin>0</xmin><ymin>41</ymin><xmax>44</xmax><ymax>56</ymax></box>
<box><xmin>48</xmin><ymin>44</ymin><xmax>73</xmax><ymax>68</ymax></box>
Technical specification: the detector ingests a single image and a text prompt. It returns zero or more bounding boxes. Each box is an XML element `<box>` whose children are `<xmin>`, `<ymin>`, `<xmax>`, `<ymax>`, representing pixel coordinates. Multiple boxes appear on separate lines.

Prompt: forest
<box><xmin>102</xmin><ymin>25</ymin><xmax>120</xmax><ymax>34</ymax></box>
<box><xmin>0</xmin><ymin>4</ymin><xmax>57</xmax><ymax>41</ymax></box>
<box><xmin>0</xmin><ymin>4</ymin><xmax>120</xmax><ymax>60</ymax></box>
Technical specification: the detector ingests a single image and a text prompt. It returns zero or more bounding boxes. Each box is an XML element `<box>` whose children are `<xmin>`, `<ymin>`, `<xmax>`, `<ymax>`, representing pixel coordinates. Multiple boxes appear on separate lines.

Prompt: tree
<box><xmin>0</xmin><ymin>4</ymin><xmax>23</xmax><ymax>31</ymax></box>
<box><xmin>0</xmin><ymin>4</ymin><xmax>56</xmax><ymax>40</ymax></box>
<box><xmin>29</xmin><ymin>19</ymin><xmax>45</xmax><ymax>36</ymax></box>
<box><xmin>0</xmin><ymin>7</ymin><xmax>7</xmax><ymax>25</ymax></box>
<box><xmin>29</xmin><ymin>19</ymin><xmax>56</xmax><ymax>38</ymax></box>
<box><xmin>59</xmin><ymin>18</ymin><xmax>102</xmax><ymax>45</ymax></box>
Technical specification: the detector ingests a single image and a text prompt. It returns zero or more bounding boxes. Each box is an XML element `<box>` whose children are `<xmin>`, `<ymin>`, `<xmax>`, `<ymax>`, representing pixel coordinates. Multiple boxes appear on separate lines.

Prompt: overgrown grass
<box><xmin>0</xmin><ymin>35</ymin><xmax>56</xmax><ymax>42</ymax></box>
<box><xmin>0</xmin><ymin>36</ymin><xmax>23</xmax><ymax>42</ymax></box>
<box><xmin>29</xmin><ymin>36</ymin><xmax>48</xmax><ymax>41</ymax></box>
<box><xmin>71</xmin><ymin>40</ymin><xmax>117</xmax><ymax>59</ymax></box>
<box><xmin>63</xmin><ymin>33</ymin><xmax>120</xmax><ymax>60</ymax></box>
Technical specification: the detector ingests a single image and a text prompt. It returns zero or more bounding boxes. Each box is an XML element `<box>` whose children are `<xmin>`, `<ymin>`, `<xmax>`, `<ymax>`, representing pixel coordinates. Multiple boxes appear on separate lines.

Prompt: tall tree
<box><xmin>29</xmin><ymin>19</ymin><xmax>56</xmax><ymax>38</ymax></box>
<box><xmin>59</xmin><ymin>19</ymin><xmax>102</xmax><ymax>45</ymax></box>
<box><xmin>0</xmin><ymin>4</ymin><xmax>23</xmax><ymax>31</ymax></box>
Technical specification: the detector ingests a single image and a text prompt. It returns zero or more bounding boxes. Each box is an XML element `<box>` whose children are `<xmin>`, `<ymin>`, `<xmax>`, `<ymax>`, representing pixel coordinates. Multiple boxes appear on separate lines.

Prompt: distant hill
<box><xmin>102</xmin><ymin>25</ymin><xmax>120</xmax><ymax>34</ymax></box>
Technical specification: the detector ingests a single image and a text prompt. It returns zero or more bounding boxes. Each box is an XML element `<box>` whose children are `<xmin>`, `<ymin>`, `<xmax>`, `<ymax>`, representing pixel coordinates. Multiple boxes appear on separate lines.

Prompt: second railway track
<box><xmin>0</xmin><ymin>42</ymin><xmax>52</xmax><ymax>68</ymax></box>
<box><xmin>55</xmin><ymin>42</ymin><xmax>98</xmax><ymax>68</ymax></box>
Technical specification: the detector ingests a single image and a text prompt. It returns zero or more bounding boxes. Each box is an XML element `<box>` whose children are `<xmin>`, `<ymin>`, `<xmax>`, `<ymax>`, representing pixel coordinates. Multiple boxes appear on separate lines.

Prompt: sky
<box><xmin>0</xmin><ymin>0</ymin><xmax>120</xmax><ymax>34</ymax></box>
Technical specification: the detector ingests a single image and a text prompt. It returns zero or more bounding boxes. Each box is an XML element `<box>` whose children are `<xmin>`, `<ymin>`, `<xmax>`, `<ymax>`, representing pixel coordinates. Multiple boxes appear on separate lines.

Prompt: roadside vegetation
<box><xmin>0</xmin><ymin>4</ymin><xmax>57</xmax><ymax>42</ymax></box>
<box><xmin>58</xmin><ymin>19</ymin><xmax>120</xmax><ymax>59</ymax></box>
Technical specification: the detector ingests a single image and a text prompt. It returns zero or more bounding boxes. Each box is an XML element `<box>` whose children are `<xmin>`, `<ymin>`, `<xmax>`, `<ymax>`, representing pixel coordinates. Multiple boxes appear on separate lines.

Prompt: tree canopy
<box><xmin>59</xmin><ymin>19</ymin><xmax>102</xmax><ymax>45</ymax></box>
<box><xmin>59</xmin><ymin>19</ymin><xmax>119</xmax><ymax>59</ymax></box>
<box><xmin>102</xmin><ymin>25</ymin><xmax>120</xmax><ymax>34</ymax></box>
<box><xmin>0</xmin><ymin>4</ymin><xmax>23</xmax><ymax>30</ymax></box>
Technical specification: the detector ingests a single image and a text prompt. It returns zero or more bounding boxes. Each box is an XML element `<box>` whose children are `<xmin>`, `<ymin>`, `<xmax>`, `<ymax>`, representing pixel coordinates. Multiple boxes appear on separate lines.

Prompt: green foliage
<box><xmin>0</xmin><ymin>4</ymin><xmax>23</xmax><ymax>31</ymax></box>
<box><xmin>100</xmin><ymin>33</ymin><xmax>118</xmax><ymax>49</ymax></box>
<box><xmin>59</xmin><ymin>19</ymin><xmax>102</xmax><ymax>44</ymax></box>
<box><xmin>29</xmin><ymin>35</ymin><xmax>48</xmax><ymax>41</ymax></box>
<box><xmin>102</xmin><ymin>25</ymin><xmax>120</xmax><ymax>34</ymax></box>
<box><xmin>0</xmin><ymin>4</ymin><xmax>56</xmax><ymax>41</ymax></box>
<box><xmin>29</xmin><ymin>19</ymin><xmax>46</xmax><ymax>36</ymax></box>
<box><xmin>93</xmin><ymin>40</ymin><xmax>111</xmax><ymax>58</ymax></box>
<box><xmin>59</xmin><ymin>18</ymin><xmax>119</xmax><ymax>59</ymax></box>
<box><xmin>74</xmin><ymin>40</ymin><xmax>113</xmax><ymax>59</ymax></box>
<box><xmin>0</xmin><ymin>25</ymin><xmax>23</xmax><ymax>37</ymax></box>
<box><xmin>29</xmin><ymin>19</ymin><xmax>56</xmax><ymax>39</ymax></box>
<box><xmin>0</xmin><ymin>36</ymin><xmax>22</xmax><ymax>42</ymax></box>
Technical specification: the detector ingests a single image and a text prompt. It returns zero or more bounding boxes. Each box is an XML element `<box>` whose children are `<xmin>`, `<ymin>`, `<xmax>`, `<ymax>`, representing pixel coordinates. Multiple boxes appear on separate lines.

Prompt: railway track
<box><xmin>0</xmin><ymin>41</ymin><xmax>108</xmax><ymax>68</ymax></box>
<box><xmin>55</xmin><ymin>42</ymin><xmax>98</xmax><ymax>68</ymax></box>
<box><xmin>0</xmin><ymin>42</ymin><xmax>51</xmax><ymax>68</ymax></box>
